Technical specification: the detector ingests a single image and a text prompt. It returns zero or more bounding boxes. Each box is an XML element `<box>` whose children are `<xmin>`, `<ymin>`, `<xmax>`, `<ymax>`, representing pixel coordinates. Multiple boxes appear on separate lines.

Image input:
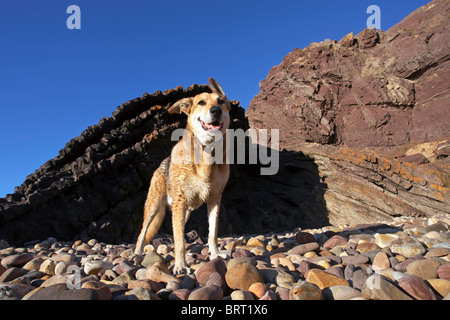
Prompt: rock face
<box><xmin>248</xmin><ymin>0</ymin><xmax>450</xmax><ymax>151</ymax></box>
<box><xmin>247</xmin><ymin>0</ymin><xmax>449</xmax><ymax>224</ymax></box>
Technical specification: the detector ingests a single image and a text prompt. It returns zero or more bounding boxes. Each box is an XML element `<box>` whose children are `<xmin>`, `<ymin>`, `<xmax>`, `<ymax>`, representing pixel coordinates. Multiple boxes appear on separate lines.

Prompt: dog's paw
<box><xmin>173</xmin><ymin>264</ymin><xmax>191</xmax><ymax>276</ymax></box>
<box><xmin>210</xmin><ymin>250</ymin><xmax>231</xmax><ymax>260</ymax></box>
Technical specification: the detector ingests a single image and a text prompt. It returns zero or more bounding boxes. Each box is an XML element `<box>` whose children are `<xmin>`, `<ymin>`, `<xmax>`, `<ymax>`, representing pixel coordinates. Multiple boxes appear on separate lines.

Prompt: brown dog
<box><xmin>134</xmin><ymin>78</ymin><xmax>230</xmax><ymax>274</ymax></box>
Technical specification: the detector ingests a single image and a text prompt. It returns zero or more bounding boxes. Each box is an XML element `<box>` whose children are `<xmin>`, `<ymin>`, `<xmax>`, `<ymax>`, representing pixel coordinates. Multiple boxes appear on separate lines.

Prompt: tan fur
<box><xmin>135</xmin><ymin>78</ymin><xmax>231</xmax><ymax>274</ymax></box>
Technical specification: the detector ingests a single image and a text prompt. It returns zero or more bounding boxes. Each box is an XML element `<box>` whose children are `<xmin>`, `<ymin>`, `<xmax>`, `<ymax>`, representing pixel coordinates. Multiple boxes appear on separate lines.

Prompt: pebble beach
<box><xmin>1</xmin><ymin>214</ymin><xmax>449</xmax><ymax>300</ymax></box>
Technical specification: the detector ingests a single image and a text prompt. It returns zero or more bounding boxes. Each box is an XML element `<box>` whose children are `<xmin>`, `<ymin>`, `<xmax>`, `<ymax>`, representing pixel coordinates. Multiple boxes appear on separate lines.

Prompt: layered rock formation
<box><xmin>247</xmin><ymin>0</ymin><xmax>449</xmax><ymax>225</ymax></box>
<box><xmin>0</xmin><ymin>85</ymin><xmax>247</xmax><ymax>244</ymax></box>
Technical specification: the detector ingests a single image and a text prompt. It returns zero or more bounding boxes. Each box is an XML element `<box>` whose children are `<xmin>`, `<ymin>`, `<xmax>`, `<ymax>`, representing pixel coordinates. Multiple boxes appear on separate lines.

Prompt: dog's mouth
<box><xmin>199</xmin><ymin>119</ymin><xmax>223</xmax><ymax>131</ymax></box>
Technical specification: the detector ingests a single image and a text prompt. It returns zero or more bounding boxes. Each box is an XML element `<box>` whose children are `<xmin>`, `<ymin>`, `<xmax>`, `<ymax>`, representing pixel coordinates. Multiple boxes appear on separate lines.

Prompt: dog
<box><xmin>134</xmin><ymin>78</ymin><xmax>231</xmax><ymax>275</ymax></box>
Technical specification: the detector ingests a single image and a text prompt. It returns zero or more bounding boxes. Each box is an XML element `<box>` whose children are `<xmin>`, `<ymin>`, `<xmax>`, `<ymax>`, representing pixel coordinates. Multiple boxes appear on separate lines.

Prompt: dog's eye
<box><xmin>217</xmin><ymin>98</ymin><xmax>224</xmax><ymax>105</ymax></box>
<box><xmin>198</xmin><ymin>100</ymin><xmax>206</xmax><ymax>106</ymax></box>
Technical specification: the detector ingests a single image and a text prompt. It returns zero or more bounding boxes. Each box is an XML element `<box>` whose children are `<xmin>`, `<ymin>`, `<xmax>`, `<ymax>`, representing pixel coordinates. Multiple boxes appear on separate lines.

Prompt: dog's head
<box><xmin>168</xmin><ymin>78</ymin><xmax>231</xmax><ymax>146</ymax></box>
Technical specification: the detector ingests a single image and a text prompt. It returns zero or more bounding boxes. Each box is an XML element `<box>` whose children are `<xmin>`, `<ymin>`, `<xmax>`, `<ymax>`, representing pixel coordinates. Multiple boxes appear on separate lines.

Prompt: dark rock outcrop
<box><xmin>0</xmin><ymin>85</ymin><xmax>247</xmax><ymax>244</ymax></box>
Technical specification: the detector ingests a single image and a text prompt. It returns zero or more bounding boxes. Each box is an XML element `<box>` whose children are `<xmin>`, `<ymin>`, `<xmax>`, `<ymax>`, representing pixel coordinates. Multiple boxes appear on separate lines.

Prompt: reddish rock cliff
<box><xmin>247</xmin><ymin>0</ymin><xmax>449</xmax><ymax>225</ymax></box>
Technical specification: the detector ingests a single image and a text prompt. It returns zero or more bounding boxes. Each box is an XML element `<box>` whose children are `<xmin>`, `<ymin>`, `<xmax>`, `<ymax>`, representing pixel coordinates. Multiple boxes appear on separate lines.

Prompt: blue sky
<box><xmin>0</xmin><ymin>0</ymin><xmax>429</xmax><ymax>197</ymax></box>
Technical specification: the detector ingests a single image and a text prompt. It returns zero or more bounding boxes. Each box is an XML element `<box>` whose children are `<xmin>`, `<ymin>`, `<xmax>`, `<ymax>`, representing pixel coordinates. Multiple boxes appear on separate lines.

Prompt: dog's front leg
<box><xmin>171</xmin><ymin>199</ymin><xmax>190</xmax><ymax>275</ymax></box>
<box><xmin>207</xmin><ymin>195</ymin><xmax>227</xmax><ymax>260</ymax></box>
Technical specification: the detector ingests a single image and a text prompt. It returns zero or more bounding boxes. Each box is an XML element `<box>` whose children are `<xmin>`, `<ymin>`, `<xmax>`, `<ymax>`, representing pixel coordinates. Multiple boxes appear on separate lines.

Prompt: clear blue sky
<box><xmin>0</xmin><ymin>0</ymin><xmax>429</xmax><ymax>197</ymax></box>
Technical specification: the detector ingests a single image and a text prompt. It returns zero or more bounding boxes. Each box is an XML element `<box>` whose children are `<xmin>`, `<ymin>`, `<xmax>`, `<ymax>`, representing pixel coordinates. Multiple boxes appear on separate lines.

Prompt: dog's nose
<box><xmin>210</xmin><ymin>106</ymin><xmax>222</xmax><ymax>118</ymax></box>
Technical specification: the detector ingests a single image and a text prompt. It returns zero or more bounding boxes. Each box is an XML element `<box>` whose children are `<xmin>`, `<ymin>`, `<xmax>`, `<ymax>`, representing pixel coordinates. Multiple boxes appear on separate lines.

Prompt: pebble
<box><xmin>323</xmin><ymin>235</ymin><xmax>347</xmax><ymax>249</ymax></box>
<box><xmin>305</xmin><ymin>269</ymin><xmax>349</xmax><ymax>289</ymax></box>
<box><xmin>406</xmin><ymin>259</ymin><xmax>441</xmax><ymax>280</ymax></box>
<box><xmin>397</xmin><ymin>275</ymin><xmax>437</xmax><ymax>300</ymax></box>
<box><xmin>225</xmin><ymin>260</ymin><xmax>263</xmax><ymax>290</ymax></box>
<box><xmin>289</xmin><ymin>281</ymin><xmax>324</xmax><ymax>300</ymax></box>
<box><xmin>231</xmin><ymin>290</ymin><xmax>255</xmax><ymax>300</ymax></box>
<box><xmin>322</xmin><ymin>285</ymin><xmax>362</xmax><ymax>300</ymax></box>
<box><xmin>0</xmin><ymin>214</ymin><xmax>448</xmax><ymax>300</ymax></box>
<box><xmin>188</xmin><ymin>285</ymin><xmax>223</xmax><ymax>300</ymax></box>
<box><xmin>295</xmin><ymin>232</ymin><xmax>316</xmax><ymax>244</ymax></box>
<box><xmin>372</xmin><ymin>252</ymin><xmax>391</xmax><ymax>271</ymax></box>
<box><xmin>362</xmin><ymin>274</ymin><xmax>412</xmax><ymax>300</ymax></box>
<box><xmin>437</xmin><ymin>265</ymin><xmax>450</xmax><ymax>280</ymax></box>
<box><xmin>426</xmin><ymin>279</ymin><xmax>450</xmax><ymax>298</ymax></box>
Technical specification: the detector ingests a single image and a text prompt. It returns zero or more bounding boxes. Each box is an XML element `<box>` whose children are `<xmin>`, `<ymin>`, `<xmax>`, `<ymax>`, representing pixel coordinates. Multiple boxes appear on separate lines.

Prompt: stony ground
<box><xmin>1</xmin><ymin>214</ymin><xmax>449</xmax><ymax>300</ymax></box>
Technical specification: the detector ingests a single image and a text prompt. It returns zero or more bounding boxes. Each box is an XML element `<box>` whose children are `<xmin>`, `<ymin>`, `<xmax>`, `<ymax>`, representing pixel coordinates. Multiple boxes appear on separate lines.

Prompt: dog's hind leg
<box><xmin>134</xmin><ymin>170</ymin><xmax>167</xmax><ymax>255</ymax></box>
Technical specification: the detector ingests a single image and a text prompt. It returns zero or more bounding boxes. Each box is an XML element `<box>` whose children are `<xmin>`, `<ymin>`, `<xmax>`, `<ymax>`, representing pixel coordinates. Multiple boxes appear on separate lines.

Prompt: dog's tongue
<box><xmin>203</xmin><ymin>120</ymin><xmax>221</xmax><ymax>130</ymax></box>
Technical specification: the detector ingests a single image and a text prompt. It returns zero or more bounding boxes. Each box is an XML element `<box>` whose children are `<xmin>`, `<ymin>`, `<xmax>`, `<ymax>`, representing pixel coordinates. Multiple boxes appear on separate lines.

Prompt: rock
<box><xmin>22</xmin><ymin>257</ymin><xmax>45</xmax><ymax>272</ymax></box>
<box><xmin>426</xmin><ymin>279</ymin><xmax>450</xmax><ymax>298</ymax></box>
<box><xmin>39</xmin><ymin>259</ymin><xmax>56</xmax><ymax>275</ymax></box>
<box><xmin>372</xmin><ymin>252</ymin><xmax>391</xmax><ymax>272</ymax></box>
<box><xmin>27</xmin><ymin>283</ymin><xmax>111</xmax><ymax>300</ymax></box>
<box><xmin>1</xmin><ymin>253</ymin><xmax>35</xmax><ymax>268</ymax></box>
<box><xmin>225</xmin><ymin>260</ymin><xmax>263</xmax><ymax>290</ymax></box>
<box><xmin>169</xmin><ymin>288</ymin><xmax>191</xmax><ymax>300</ymax></box>
<box><xmin>112</xmin><ymin>272</ymin><xmax>134</xmax><ymax>286</ymax></box>
<box><xmin>374</xmin><ymin>234</ymin><xmax>399</xmax><ymax>248</ymax></box>
<box><xmin>205</xmin><ymin>272</ymin><xmax>226</xmax><ymax>292</ymax></box>
<box><xmin>195</xmin><ymin>258</ymin><xmax>227</xmax><ymax>286</ymax></box>
<box><xmin>146</xmin><ymin>264</ymin><xmax>180</xmax><ymax>284</ymax></box>
<box><xmin>322</xmin><ymin>285</ymin><xmax>362</xmax><ymax>300</ymax></box>
<box><xmin>259</xmin><ymin>290</ymin><xmax>278</xmax><ymax>300</ymax></box>
<box><xmin>341</xmin><ymin>254</ymin><xmax>370</xmax><ymax>265</ymax></box>
<box><xmin>0</xmin><ymin>284</ymin><xmax>34</xmax><ymax>300</ymax></box>
<box><xmin>323</xmin><ymin>235</ymin><xmax>347</xmax><ymax>249</ymax></box>
<box><xmin>406</xmin><ymin>259</ymin><xmax>441</xmax><ymax>280</ymax></box>
<box><xmin>352</xmin><ymin>270</ymin><xmax>369</xmax><ymax>290</ymax></box>
<box><xmin>247</xmin><ymin>238</ymin><xmax>264</xmax><ymax>247</ymax></box>
<box><xmin>141</xmin><ymin>251</ymin><xmax>165</xmax><ymax>268</ymax></box>
<box><xmin>289</xmin><ymin>281</ymin><xmax>324</xmax><ymax>300</ymax></box>
<box><xmin>188</xmin><ymin>285</ymin><xmax>223</xmax><ymax>300</ymax></box>
<box><xmin>437</xmin><ymin>265</ymin><xmax>450</xmax><ymax>280</ymax></box>
<box><xmin>248</xmin><ymin>282</ymin><xmax>269</xmax><ymax>299</ymax></box>
<box><xmin>425</xmin><ymin>247</ymin><xmax>450</xmax><ymax>258</ymax></box>
<box><xmin>295</xmin><ymin>232</ymin><xmax>316</xmax><ymax>244</ymax></box>
<box><xmin>275</xmin><ymin>286</ymin><xmax>290</xmax><ymax>300</ymax></box>
<box><xmin>390</xmin><ymin>237</ymin><xmax>426</xmax><ymax>258</ymax></box>
<box><xmin>362</xmin><ymin>274</ymin><xmax>412</xmax><ymax>300</ymax></box>
<box><xmin>40</xmin><ymin>274</ymin><xmax>69</xmax><ymax>287</ymax></box>
<box><xmin>397</xmin><ymin>275</ymin><xmax>437</xmax><ymax>300</ymax></box>
<box><xmin>125</xmin><ymin>287</ymin><xmax>160</xmax><ymax>300</ymax></box>
<box><xmin>287</xmin><ymin>242</ymin><xmax>320</xmax><ymax>255</ymax></box>
<box><xmin>305</xmin><ymin>269</ymin><xmax>349</xmax><ymax>290</ymax></box>
<box><xmin>259</xmin><ymin>268</ymin><xmax>295</xmax><ymax>286</ymax></box>
<box><xmin>84</xmin><ymin>260</ymin><xmax>113</xmax><ymax>275</ymax></box>
<box><xmin>128</xmin><ymin>279</ymin><xmax>156</xmax><ymax>292</ymax></box>
<box><xmin>0</xmin><ymin>267</ymin><xmax>27</xmax><ymax>283</ymax></box>
<box><xmin>231</xmin><ymin>290</ymin><xmax>255</xmax><ymax>300</ymax></box>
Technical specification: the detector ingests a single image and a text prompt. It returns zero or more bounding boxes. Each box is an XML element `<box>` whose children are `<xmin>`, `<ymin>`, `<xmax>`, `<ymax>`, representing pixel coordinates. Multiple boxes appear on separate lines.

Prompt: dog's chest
<box><xmin>183</xmin><ymin>177</ymin><xmax>212</xmax><ymax>210</ymax></box>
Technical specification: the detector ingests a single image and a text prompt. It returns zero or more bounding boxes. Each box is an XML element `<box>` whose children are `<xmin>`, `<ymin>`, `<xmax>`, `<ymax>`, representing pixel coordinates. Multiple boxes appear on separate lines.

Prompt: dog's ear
<box><xmin>168</xmin><ymin>97</ymin><xmax>193</xmax><ymax>115</ymax></box>
<box><xmin>209</xmin><ymin>78</ymin><xmax>226</xmax><ymax>97</ymax></box>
